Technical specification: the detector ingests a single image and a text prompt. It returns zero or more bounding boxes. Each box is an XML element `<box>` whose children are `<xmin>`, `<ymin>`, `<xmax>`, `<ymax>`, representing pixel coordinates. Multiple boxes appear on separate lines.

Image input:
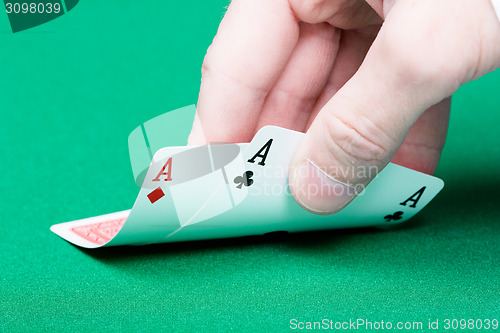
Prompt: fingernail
<box><xmin>290</xmin><ymin>159</ymin><xmax>358</xmax><ymax>214</ymax></box>
<box><xmin>492</xmin><ymin>0</ymin><xmax>500</xmax><ymax>21</ymax></box>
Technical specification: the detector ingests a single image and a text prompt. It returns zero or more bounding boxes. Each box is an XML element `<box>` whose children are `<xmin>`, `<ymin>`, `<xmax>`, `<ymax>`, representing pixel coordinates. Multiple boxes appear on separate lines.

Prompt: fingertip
<box><xmin>289</xmin><ymin>158</ymin><xmax>357</xmax><ymax>215</ymax></box>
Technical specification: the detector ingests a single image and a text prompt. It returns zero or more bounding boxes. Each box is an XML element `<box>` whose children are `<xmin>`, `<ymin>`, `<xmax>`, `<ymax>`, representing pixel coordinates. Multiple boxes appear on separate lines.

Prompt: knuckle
<box><xmin>288</xmin><ymin>0</ymin><xmax>331</xmax><ymax>23</ymax></box>
<box><xmin>376</xmin><ymin>17</ymin><xmax>479</xmax><ymax>92</ymax></box>
<box><xmin>323</xmin><ymin>112</ymin><xmax>392</xmax><ymax>166</ymax></box>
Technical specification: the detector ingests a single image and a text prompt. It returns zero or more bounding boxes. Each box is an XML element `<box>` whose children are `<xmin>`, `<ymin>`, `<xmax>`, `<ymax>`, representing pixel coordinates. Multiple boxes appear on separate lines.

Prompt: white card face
<box><xmin>345</xmin><ymin>163</ymin><xmax>442</xmax><ymax>226</ymax></box>
<box><xmin>170</xmin><ymin>169</ymin><xmax>233</xmax><ymax>227</ymax></box>
<box><xmin>210</xmin><ymin>144</ymin><xmax>250</xmax><ymax>206</ymax></box>
<box><xmin>51</xmin><ymin>125</ymin><xmax>444</xmax><ymax>248</ymax></box>
<box><xmin>246</xmin><ymin>126</ymin><xmax>303</xmax><ymax>168</ymax></box>
<box><xmin>243</xmin><ymin>126</ymin><xmax>302</xmax><ymax>200</ymax></box>
<box><xmin>238</xmin><ymin>126</ymin><xmax>444</xmax><ymax>231</ymax></box>
<box><xmin>167</xmin><ymin>144</ymin><xmax>249</xmax><ymax>226</ymax></box>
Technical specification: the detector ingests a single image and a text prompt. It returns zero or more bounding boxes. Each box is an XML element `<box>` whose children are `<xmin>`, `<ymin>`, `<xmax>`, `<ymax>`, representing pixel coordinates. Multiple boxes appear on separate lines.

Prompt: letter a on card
<box><xmin>153</xmin><ymin>157</ymin><xmax>173</xmax><ymax>181</ymax></box>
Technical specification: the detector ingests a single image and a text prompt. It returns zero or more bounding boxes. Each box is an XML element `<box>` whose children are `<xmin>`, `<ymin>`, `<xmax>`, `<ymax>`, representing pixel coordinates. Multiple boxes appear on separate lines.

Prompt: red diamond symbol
<box><xmin>147</xmin><ymin>187</ymin><xmax>165</xmax><ymax>204</ymax></box>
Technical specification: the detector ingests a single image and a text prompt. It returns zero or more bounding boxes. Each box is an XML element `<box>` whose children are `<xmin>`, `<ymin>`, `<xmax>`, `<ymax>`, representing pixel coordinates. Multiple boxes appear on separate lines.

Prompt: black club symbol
<box><xmin>384</xmin><ymin>211</ymin><xmax>404</xmax><ymax>222</ymax></box>
<box><xmin>233</xmin><ymin>171</ymin><xmax>254</xmax><ymax>189</ymax></box>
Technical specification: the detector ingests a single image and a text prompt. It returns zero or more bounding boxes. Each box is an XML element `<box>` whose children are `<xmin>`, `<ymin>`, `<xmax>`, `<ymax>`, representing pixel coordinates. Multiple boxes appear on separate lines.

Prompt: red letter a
<box><xmin>152</xmin><ymin>157</ymin><xmax>173</xmax><ymax>181</ymax></box>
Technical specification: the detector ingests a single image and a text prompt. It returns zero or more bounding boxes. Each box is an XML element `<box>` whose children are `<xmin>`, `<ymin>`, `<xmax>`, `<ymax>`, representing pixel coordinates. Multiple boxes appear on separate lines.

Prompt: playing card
<box><xmin>51</xmin><ymin>146</ymin><xmax>190</xmax><ymax>248</ymax></box>
<box><xmin>239</xmin><ymin>126</ymin><xmax>444</xmax><ymax>232</ymax></box>
<box><xmin>52</xmin><ymin>143</ymin><xmax>252</xmax><ymax>247</ymax></box>
<box><xmin>50</xmin><ymin>210</ymin><xmax>130</xmax><ymax>249</ymax></box>
<box><xmin>51</xmin><ymin>111</ymin><xmax>445</xmax><ymax>248</ymax></box>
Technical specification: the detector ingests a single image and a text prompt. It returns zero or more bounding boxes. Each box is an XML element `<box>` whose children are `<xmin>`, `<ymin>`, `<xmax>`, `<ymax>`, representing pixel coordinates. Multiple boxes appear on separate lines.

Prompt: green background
<box><xmin>0</xmin><ymin>1</ymin><xmax>498</xmax><ymax>332</ymax></box>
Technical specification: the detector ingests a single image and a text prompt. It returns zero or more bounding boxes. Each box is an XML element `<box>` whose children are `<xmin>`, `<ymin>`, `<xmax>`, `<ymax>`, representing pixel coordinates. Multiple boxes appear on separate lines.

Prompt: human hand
<box><xmin>188</xmin><ymin>0</ymin><xmax>500</xmax><ymax>214</ymax></box>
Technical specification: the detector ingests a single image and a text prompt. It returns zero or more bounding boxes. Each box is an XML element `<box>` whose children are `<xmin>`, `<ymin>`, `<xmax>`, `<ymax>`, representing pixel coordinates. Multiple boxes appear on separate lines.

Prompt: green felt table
<box><xmin>0</xmin><ymin>1</ymin><xmax>499</xmax><ymax>332</ymax></box>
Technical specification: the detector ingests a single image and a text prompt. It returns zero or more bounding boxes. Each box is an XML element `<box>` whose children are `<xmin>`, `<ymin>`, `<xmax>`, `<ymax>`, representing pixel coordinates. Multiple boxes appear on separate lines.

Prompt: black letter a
<box><xmin>248</xmin><ymin>139</ymin><xmax>273</xmax><ymax>166</ymax></box>
<box><xmin>400</xmin><ymin>186</ymin><xmax>426</xmax><ymax>208</ymax></box>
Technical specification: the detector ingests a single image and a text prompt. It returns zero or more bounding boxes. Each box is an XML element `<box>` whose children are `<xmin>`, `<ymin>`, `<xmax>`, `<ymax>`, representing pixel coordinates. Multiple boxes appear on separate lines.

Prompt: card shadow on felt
<box><xmin>76</xmin><ymin>224</ymin><xmax>415</xmax><ymax>263</ymax></box>
<box><xmin>431</xmin><ymin>174</ymin><xmax>500</xmax><ymax>226</ymax></box>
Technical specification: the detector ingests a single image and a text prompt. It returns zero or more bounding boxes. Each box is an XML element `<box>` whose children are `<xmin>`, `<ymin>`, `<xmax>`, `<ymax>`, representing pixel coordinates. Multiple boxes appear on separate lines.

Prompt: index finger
<box><xmin>189</xmin><ymin>0</ymin><xmax>299</xmax><ymax>145</ymax></box>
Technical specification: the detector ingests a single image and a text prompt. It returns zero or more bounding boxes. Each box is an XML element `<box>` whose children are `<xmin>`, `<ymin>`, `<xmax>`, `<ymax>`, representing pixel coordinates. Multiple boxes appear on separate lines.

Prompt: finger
<box><xmin>255</xmin><ymin>22</ymin><xmax>340</xmax><ymax>132</ymax></box>
<box><xmin>391</xmin><ymin>98</ymin><xmax>451</xmax><ymax>175</ymax></box>
<box><xmin>191</xmin><ymin>0</ymin><xmax>299</xmax><ymax>144</ymax></box>
<box><xmin>306</xmin><ymin>26</ymin><xmax>380</xmax><ymax>130</ymax></box>
<box><xmin>289</xmin><ymin>0</ymin><xmax>499</xmax><ymax>214</ymax></box>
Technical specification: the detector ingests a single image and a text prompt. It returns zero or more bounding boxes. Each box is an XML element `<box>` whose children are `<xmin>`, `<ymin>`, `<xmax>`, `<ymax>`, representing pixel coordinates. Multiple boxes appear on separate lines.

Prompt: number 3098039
<box><xmin>5</xmin><ymin>2</ymin><xmax>61</xmax><ymax>14</ymax></box>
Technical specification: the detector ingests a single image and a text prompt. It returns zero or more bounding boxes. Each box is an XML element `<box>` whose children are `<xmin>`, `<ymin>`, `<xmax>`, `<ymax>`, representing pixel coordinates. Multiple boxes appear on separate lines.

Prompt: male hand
<box><xmin>189</xmin><ymin>0</ymin><xmax>500</xmax><ymax>214</ymax></box>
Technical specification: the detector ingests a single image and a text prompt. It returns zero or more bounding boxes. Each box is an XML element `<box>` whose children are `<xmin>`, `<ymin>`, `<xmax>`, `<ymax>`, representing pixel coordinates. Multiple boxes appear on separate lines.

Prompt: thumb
<box><xmin>289</xmin><ymin>0</ymin><xmax>500</xmax><ymax>214</ymax></box>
